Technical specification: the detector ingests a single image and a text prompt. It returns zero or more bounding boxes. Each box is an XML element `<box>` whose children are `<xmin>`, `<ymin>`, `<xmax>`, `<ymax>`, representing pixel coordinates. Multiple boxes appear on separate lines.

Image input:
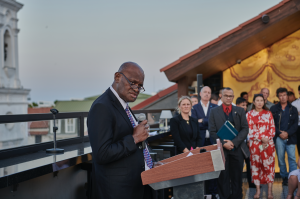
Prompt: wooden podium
<box><xmin>141</xmin><ymin>139</ymin><xmax>225</xmax><ymax>199</ymax></box>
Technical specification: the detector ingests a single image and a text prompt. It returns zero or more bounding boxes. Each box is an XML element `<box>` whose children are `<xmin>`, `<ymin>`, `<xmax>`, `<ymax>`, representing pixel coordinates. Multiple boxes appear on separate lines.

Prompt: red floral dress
<box><xmin>246</xmin><ymin>109</ymin><xmax>275</xmax><ymax>185</ymax></box>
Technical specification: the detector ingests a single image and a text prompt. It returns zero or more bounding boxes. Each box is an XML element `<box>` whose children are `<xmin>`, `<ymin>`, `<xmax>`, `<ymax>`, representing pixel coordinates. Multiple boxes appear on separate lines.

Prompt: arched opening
<box><xmin>4</xmin><ymin>29</ymin><xmax>13</xmax><ymax>68</ymax></box>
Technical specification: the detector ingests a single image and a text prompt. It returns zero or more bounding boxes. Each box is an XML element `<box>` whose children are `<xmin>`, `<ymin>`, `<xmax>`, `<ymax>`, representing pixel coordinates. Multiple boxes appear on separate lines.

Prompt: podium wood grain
<box><xmin>142</xmin><ymin>145</ymin><xmax>220</xmax><ymax>185</ymax></box>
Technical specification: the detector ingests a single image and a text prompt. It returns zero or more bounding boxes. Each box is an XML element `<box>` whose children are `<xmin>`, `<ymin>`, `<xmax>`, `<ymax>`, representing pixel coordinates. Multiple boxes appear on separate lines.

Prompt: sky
<box><xmin>17</xmin><ymin>0</ymin><xmax>282</xmax><ymax>102</ymax></box>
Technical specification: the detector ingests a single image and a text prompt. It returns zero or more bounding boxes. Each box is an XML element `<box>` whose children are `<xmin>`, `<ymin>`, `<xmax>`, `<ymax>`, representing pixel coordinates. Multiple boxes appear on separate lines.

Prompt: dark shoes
<box><xmin>282</xmin><ymin>177</ymin><xmax>288</xmax><ymax>186</ymax></box>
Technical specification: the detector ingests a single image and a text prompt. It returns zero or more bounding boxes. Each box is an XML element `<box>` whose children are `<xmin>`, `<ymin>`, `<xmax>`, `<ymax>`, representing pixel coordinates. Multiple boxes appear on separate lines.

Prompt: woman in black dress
<box><xmin>170</xmin><ymin>96</ymin><xmax>202</xmax><ymax>153</ymax></box>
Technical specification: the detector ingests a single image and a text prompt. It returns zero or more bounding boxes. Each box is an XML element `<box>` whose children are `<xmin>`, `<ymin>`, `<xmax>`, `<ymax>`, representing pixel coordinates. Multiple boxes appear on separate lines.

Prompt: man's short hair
<box><xmin>191</xmin><ymin>95</ymin><xmax>198</xmax><ymax>99</ymax></box>
<box><xmin>288</xmin><ymin>91</ymin><xmax>295</xmax><ymax>96</ymax></box>
<box><xmin>210</xmin><ymin>93</ymin><xmax>218</xmax><ymax>101</ymax></box>
<box><xmin>261</xmin><ymin>88</ymin><xmax>270</xmax><ymax>93</ymax></box>
<box><xmin>221</xmin><ymin>87</ymin><xmax>233</xmax><ymax>95</ymax></box>
<box><xmin>236</xmin><ymin>97</ymin><xmax>246</xmax><ymax>105</ymax></box>
<box><xmin>240</xmin><ymin>92</ymin><xmax>248</xmax><ymax>98</ymax></box>
<box><xmin>276</xmin><ymin>87</ymin><xmax>288</xmax><ymax>97</ymax></box>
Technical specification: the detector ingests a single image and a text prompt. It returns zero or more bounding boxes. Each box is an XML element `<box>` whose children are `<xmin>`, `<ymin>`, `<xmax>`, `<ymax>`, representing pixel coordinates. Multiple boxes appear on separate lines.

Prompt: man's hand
<box><xmin>223</xmin><ymin>139</ymin><xmax>234</xmax><ymax>150</ymax></box>
<box><xmin>198</xmin><ymin>119</ymin><xmax>203</xmax><ymax>123</ymax></box>
<box><xmin>279</xmin><ymin>131</ymin><xmax>288</xmax><ymax>140</ymax></box>
<box><xmin>183</xmin><ymin>148</ymin><xmax>190</xmax><ymax>153</ymax></box>
<box><xmin>132</xmin><ymin>120</ymin><xmax>149</xmax><ymax>144</ymax></box>
<box><xmin>261</xmin><ymin>137</ymin><xmax>269</xmax><ymax>144</ymax></box>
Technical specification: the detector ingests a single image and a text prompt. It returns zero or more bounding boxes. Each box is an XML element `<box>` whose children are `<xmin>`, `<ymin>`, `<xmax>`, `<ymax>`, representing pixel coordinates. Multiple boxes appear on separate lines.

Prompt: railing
<box><xmin>0</xmin><ymin>112</ymin><xmax>88</xmax><ymax>160</ymax></box>
<box><xmin>0</xmin><ymin>109</ymin><xmax>175</xmax><ymax>160</ymax></box>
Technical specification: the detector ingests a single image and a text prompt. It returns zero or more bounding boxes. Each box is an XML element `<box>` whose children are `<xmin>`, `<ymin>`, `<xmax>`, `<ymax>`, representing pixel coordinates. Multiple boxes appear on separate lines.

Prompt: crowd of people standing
<box><xmin>171</xmin><ymin>85</ymin><xmax>300</xmax><ymax>199</ymax></box>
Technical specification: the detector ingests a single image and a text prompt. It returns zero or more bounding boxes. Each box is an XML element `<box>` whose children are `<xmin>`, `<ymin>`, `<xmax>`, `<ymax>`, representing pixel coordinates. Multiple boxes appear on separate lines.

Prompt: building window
<box><xmin>65</xmin><ymin>119</ymin><xmax>76</xmax><ymax>133</ymax></box>
<box><xmin>49</xmin><ymin>120</ymin><xmax>61</xmax><ymax>133</ymax></box>
<box><xmin>84</xmin><ymin>117</ymin><xmax>88</xmax><ymax>135</ymax></box>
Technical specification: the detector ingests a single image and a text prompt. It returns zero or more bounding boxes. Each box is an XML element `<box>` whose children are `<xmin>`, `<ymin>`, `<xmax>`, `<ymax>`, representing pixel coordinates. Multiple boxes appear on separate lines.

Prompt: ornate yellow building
<box><xmin>224</xmin><ymin>29</ymin><xmax>300</xmax><ymax>103</ymax></box>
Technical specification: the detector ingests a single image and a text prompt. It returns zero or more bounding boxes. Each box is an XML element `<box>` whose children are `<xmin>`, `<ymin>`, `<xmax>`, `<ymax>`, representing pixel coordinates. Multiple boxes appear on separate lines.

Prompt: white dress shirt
<box><xmin>110</xmin><ymin>86</ymin><xmax>150</xmax><ymax>170</ymax></box>
<box><xmin>218</xmin><ymin>99</ymin><xmax>236</xmax><ymax>106</ymax></box>
<box><xmin>200</xmin><ymin>101</ymin><xmax>210</xmax><ymax>138</ymax></box>
<box><xmin>292</xmin><ymin>98</ymin><xmax>300</xmax><ymax>126</ymax></box>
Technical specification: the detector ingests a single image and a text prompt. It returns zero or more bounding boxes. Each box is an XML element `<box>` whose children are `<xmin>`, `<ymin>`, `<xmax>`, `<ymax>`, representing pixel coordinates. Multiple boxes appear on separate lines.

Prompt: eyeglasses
<box><xmin>119</xmin><ymin>72</ymin><xmax>145</xmax><ymax>93</ymax></box>
<box><xmin>223</xmin><ymin>95</ymin><xmax>234</xmax><ymax>99</ymax></box>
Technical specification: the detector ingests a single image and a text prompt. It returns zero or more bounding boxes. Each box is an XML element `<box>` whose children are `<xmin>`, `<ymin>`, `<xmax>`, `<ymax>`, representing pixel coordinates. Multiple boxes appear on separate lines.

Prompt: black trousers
<box><xmin>143</xmin><ymin>185</ymin><xmax>156</xmax><ymax>199</ymax></box>
<box><xmin>245</xmin><ymin>156</ymin><xmax>255</xmax><ymax>187</ymax></box>
<box><xmin>204</xmin><ymin>138</ymin><xmax>218</xmax><ymax>195</ymax></box>
<box><xmin>297</xmin><ymin>126</ymin><xmax>300</xmax><ymax>155</ymax></box>
<box><xmin>217</xmin><ymin>147</ymin><xmax>244</xmax><ymax>199</ymax></box>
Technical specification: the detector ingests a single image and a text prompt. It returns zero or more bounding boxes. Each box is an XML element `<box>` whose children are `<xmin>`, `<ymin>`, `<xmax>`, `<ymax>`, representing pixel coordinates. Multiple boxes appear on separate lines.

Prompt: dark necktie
<box><xmin>226</xmin><ymin>107</ymin><xmax>229</xmax><ymax>116</ymax></box>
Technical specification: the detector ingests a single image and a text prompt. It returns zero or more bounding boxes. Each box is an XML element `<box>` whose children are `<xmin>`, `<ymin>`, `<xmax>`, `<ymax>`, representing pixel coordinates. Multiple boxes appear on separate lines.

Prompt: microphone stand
<box><xmin>46</xmin><ymin>109</ymin><xmax>64</xmax><ymax>153</ymax></box>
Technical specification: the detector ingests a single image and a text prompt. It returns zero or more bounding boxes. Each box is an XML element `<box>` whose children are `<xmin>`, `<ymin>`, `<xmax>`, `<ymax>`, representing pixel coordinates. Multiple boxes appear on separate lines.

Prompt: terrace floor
<box><xmin>242</xmin><ymin>178</ymin><xmax>291</xmax><ymax>199</ymax></box>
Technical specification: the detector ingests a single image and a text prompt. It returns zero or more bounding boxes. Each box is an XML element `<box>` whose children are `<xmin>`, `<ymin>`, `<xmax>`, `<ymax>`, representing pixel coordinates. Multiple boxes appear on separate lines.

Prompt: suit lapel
<box><xmin>207</xmin><ymin>103</ymin><xmax>214</xmax><ymax>117</ymax></box>
<box><xmin>232</xmin><ymin>106</ymin><xmax>239</xmax><ymax>127</ymax></box>
<box><xmin>217</xmin><ymin>106</ymin><xmax>226</xmax><ymax>123</ymax></box>
<box><xmin>190</xmin><ymin>118</ymin><xmax>197</xmax><ymax>140</ymax></box>
<box><xmin>198</xmin><ymin>103</ymin><xmax>205</xmax><ymax>117</ymax></box>
<box><xmin>107</xmin><ymin>89</ymin><xmax>133</xmax><ymax>130</ymax></box>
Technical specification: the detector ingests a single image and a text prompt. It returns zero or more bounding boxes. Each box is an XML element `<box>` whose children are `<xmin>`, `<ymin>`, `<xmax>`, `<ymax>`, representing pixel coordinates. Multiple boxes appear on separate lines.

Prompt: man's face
<box><xmin>242</xmin><ymin>94</ymin><xmax>248</xmax><ymax>101</ymax></box>
<box><xmin>237</xmin><ymin>102</ymin><xmax>247</xmax><ymax>112</ymax></box>
<box><xmin>261</xmin><ymin>88</ymin><xmax>269</xmax><ymax>101</ymax></box>
<box><xmin>278</xmin><ymin>92</ymin><xmax>288</xmax><ymax>104</ymax></box>
<box><xmin>200</xmin><ymin>87</ymin><xmax>211</xmax><ymax>102</ymax></box>
<box><xmin>288</xmin><ymin>94</ymin><xmax>296</xmax><ymax>103</ymax></box>
<box><xmin>221</xmin><ymin>89</ymin><xmax>234</xmax><ymax>106</ymax></box>
<box><xmin>115</xmin><ymin>69</ymin><xmax>144</xmax><ymax>102</ymax></box>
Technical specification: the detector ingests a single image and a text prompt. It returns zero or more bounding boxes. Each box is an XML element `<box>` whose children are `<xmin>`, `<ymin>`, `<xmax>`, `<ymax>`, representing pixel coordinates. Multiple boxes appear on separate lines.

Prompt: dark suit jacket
<box><xmin>170</xmin><ymin>114</ymin><xmax>202</xmax><ymax>153</ymax></box>
<box><xmin>88</xmin><ymin>88</ymin><xmax>145</xmax><ymax>199</ymax></box>
<box><xmin>270</xmin><ymin>102</ymin><xmax>298</xmax><ymax>144</ymax></box>
<box><xmin>208</xmin><ymin>105</ymin><xmax>250</xmax><ymax>158</ymax></box>
<box><xmin>191</xmin><ymin>102</ymin><xmax>218</xmax><ymax>145</ymax></box>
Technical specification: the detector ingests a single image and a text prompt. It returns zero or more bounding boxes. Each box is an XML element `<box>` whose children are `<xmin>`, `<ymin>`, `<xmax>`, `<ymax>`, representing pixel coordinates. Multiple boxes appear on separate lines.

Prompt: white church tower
<box><xmin>0</xmin><ymin>0</ymin><xmax>30</xmax><ymax>149</ymax></box>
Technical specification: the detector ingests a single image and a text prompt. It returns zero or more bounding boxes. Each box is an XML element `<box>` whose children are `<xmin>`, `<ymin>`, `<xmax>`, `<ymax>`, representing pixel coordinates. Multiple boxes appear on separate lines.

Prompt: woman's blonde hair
<box><xmin>177</xmin><ymin>96</ymin><xmax>192</xmax><ymax>114</ymax></box>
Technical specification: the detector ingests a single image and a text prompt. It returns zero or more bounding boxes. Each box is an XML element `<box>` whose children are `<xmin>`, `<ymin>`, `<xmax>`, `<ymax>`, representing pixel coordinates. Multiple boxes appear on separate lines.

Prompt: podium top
<box><xmin>141</xmin><ymin>140</ymin><xmax>225</xmax><ymax>187</ymax></box>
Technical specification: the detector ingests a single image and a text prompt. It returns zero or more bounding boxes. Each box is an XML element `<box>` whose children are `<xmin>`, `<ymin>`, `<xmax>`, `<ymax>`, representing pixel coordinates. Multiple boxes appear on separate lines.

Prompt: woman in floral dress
<box><xmin>246</xmin><ymin>94</ymin><xmax>275</xmax><ymax>199</ymax></box>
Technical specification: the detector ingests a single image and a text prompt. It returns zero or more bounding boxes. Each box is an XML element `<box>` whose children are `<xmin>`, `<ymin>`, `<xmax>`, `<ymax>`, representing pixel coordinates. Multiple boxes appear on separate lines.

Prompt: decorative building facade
<box><xmin>0</xmin><ymin>0</ymin><xmax>30</xmax><ymax>149</ymax></box>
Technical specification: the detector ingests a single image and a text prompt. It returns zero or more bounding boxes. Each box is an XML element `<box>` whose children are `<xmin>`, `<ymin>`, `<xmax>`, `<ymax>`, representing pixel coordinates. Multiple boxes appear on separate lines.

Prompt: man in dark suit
<box><xmin>191</xmin><ymin>86</ymin><xmax>218</xmax><ymax>198</ymax></box>
<box><xmin>208</xmin><ymin>87</ymin><xmax>249</xmax><ymax>199</ymax></box>
<box><xmin>88</xmin><ymin>62</ymin><xmax>152</xmax><ymax>199</ymax></box>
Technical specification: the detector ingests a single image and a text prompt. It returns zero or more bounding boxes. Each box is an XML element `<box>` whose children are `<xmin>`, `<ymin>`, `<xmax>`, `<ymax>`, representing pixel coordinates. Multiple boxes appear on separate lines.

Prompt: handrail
<box><xmin>0</xmin><ymin>109</ymin><xmax>174</xmax><ymax>159</ymax></box>
<box><xmin>0</xmin><ymin>112</ymin><xmax>88</xmax><ymax>124</ymax></box>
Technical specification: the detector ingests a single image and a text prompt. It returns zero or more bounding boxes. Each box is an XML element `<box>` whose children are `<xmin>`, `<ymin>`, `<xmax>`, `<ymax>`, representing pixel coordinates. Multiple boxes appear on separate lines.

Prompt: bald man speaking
<box><xmin>88</xmin><ymin>62</ymin><xmax>153</xmax><ymax>199</ymax></box>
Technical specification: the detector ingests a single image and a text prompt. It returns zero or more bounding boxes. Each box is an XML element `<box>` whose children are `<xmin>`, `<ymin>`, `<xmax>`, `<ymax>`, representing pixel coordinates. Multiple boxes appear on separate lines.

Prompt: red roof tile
<box><xmin>29</xmin><ymin>121</ymin><xmax>49</xmax><ymax>128</ymax></box>
<box><xmin>131</xmin><ymin>84</ymin><xmax>178</xmax><ymax>110</ymax></box>
<box><xmin>28</xmin><ymin>107</ymin><xmax>52</xmax><ymax>114</ymax></box>
<box><xmin>160</xmin><ymin>0</ymin><xmax>291</xmax><ymax>72</ymax></box>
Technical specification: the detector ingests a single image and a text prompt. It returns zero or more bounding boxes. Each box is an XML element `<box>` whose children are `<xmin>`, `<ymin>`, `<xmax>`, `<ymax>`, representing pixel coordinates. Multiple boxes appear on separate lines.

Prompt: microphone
<box><xmin>137</xmin><ymin>113</ymin><xmax>148</xmax><ymax>149</ymax></box>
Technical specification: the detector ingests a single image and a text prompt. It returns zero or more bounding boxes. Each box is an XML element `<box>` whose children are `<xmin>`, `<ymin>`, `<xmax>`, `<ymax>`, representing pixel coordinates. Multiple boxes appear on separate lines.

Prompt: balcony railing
<box><xmin>0</xmin><ymin>109</ymin><xmax>175</xmax><ymax>160</ymax></box>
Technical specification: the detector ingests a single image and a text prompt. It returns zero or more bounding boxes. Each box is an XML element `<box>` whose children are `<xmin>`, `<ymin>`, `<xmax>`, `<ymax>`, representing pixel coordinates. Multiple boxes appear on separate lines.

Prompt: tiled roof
<box><xmin>131</xmin><ymin>84</ymin><xmax>178</xmax><ymax>110</ymax></box>
<box><xmin>28</xmin><ymin>107</ymin><xmax>51</xmax><ymax>114</ymax></box>
<box><xmin>160</xmin><ymin>0</ymin><xmax>291</xmax><ymax>72</ymax></box>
